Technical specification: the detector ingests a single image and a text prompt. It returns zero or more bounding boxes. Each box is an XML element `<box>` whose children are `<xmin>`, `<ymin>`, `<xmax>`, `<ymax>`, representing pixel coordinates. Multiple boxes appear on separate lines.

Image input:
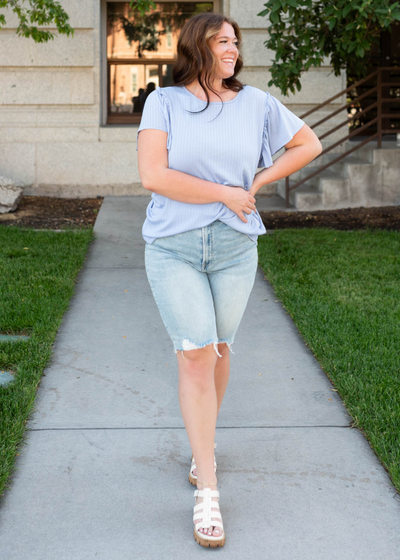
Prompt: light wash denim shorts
<box><xmin>144</xmin><ymin>220</ymin><xmax>258</xmax><ymax>358</ymax></box>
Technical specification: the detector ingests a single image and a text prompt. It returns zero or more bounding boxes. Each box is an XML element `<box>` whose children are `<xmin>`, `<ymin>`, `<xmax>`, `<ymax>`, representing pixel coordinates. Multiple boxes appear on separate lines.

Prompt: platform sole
<box><xmin>189</xmin><ymin>472</ymin><xmax>197</xmax><ymax>485</ymax></box>
<box><xmin>194</xmin><ymin>528</ymin><xmax>225</xmax><ymax>548</ymax></box>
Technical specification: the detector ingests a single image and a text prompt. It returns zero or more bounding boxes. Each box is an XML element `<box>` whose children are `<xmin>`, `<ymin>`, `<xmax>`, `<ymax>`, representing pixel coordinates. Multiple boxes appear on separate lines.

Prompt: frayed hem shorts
<box><xmin>144</xmin><ymin>220</ymin><xmax>258</xmax><ymax>359</ymax></box>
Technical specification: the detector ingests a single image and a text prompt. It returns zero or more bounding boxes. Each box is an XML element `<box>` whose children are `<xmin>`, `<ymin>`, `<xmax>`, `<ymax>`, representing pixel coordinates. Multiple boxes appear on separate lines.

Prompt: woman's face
<box><xmin>210</xmin><ymin>22</ymin><xmax>239</xmax><ymax>80</ymax></box>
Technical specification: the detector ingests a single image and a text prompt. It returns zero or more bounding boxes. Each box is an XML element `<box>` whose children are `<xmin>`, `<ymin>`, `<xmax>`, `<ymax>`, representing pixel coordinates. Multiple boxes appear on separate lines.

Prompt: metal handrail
<box><xmin>284</xmin><ymin>66</ymin><xmax>400</xmax><ymax>207</ymax></box>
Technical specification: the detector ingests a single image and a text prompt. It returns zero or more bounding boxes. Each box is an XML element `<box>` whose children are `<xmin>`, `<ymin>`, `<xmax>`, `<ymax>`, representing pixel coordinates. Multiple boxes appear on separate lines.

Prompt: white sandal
<box><xmin>189</xmin><ymin>442</ymin><xmax>217</xmax><ymax>486</ymax></box>
<box><xmin>193</xmin><ymin>485</ymin><xmax>225</xmax><ymax>547</ymax></box>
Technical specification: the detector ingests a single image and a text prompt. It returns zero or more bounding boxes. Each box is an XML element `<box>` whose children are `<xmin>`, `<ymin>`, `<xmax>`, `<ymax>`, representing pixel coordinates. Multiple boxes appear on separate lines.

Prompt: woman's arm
<box><xmin>137</xmin><ymin>128</ymin><xmax>256</xmax><ymax>223</ymax></box>
<box><xmin>249</xmin><ymin>124</ymin><xmax>322</xmax><ymax>197</ymax></box>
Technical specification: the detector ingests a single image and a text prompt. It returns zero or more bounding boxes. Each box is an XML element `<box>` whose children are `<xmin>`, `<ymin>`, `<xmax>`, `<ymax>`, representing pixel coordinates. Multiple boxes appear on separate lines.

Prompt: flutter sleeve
<box><xmin>136</xmin><ymin>87</ymin><xmax>172</xmax><ymax>151</ymax></box>
<box><xmin>258</xmin><ymin>92</ymin><xmax>305</xmax><ymax>168</ymax></box>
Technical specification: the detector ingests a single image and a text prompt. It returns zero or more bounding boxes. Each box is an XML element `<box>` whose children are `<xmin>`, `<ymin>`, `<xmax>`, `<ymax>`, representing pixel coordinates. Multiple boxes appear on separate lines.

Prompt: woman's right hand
<box><xmin>221</xmin><ymin>186</ymin><xmax>256</xmax><ymax>223</ymax></box>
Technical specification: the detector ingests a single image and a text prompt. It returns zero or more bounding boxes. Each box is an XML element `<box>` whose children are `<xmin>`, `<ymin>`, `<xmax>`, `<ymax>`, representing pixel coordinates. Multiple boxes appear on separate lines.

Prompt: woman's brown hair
<box><xmin>172</xmin><ymin>13</ymin><xmax>244</xmax><ymax>113</ymax></box>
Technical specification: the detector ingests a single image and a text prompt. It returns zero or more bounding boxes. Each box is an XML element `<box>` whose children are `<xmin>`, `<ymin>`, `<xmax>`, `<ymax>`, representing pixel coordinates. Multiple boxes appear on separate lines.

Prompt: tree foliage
<box><xmin>130</xmin><ymin>0</ymin><xmax>157</xmax><ymax>16</ymax></box>
<box><xmin>257</xmin><ymin>0</ymin><xmax>400</xmax><ymax>96</ymax></box>
<box><xmin>114</xmin><ymin>1</ymin><xmax>211</xmax><ymax>58</ymax></box>
<box><xmin>0</xmin><ymin>0</ymin><xmax>73</xmax><ymax>42</ymax></box>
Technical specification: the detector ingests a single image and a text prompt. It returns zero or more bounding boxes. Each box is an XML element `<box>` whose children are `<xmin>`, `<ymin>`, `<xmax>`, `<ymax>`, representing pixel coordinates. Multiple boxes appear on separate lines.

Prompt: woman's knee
<box><xmin>217</xmin><ymin>343</ymin><xmax>231</xmax><ymax>357</ymax></box>
<box><xmin>177</xmin><ymin>343</ymin><xmax>218</xmax><ymax>375</ymax></box>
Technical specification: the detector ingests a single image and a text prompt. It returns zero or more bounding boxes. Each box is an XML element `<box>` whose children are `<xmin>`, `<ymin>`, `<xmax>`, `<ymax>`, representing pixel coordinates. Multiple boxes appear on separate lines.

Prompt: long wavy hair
<box><xmin>171</xmin><ymin>13</ymin><xmax>244</xmax><ymax>114</ymax></box>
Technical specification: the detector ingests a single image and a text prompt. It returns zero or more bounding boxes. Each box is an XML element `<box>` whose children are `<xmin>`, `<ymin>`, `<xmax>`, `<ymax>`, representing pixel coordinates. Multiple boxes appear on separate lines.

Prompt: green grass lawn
<box><xmin>0</xmin><ymin>225</ymin><xmax>94</xmax><ymax>498</ymax></box>
<box><xmin>1</xmin><ymin>223</ymin><xmax>399</xmax><ymax>499</ymax></box>
<box><xmin>257</xmin><ymin>228</ymin><xmax>400</xmax><ymax>492</ymax></box>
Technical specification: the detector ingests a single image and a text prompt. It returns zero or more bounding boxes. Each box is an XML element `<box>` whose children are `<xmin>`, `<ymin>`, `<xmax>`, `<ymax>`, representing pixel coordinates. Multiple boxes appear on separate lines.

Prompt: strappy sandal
<box><xmin>189</xmin><ymin>442</ymin><xmax>217</xmax><ymax>486</ymax></box>
<box><xmin>193</xmin><ymin>482</ymin><xmax>225</xmax><ymax>548</ymax></box>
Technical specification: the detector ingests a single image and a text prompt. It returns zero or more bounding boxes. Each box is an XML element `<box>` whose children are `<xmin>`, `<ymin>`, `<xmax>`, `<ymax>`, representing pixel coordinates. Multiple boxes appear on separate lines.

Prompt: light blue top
<box><xmin>136</xmin><ymin>84</ymin><xmax>305</xmax><ymax>243</ymax></box>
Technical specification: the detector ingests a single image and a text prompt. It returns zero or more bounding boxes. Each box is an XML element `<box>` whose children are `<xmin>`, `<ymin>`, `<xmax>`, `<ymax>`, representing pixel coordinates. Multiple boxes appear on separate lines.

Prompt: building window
<box><xmin>106</xmin><ymin>1</ymin><xmax>213</xmax><ymax>124</ymax></box>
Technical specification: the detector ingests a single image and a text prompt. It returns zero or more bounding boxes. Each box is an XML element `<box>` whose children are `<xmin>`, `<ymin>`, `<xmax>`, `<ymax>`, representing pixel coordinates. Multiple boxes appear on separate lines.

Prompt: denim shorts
<box><xmin>144</xmin><ymin>220</ymin><xmax>258</xmax><ymax>358</ymax></box>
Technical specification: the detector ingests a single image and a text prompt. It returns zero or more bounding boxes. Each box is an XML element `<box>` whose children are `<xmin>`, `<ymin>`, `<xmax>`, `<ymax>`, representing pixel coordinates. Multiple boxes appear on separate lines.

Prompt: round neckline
<box><xmin>183</xmin><ymin>85</ymin><xmax>244</xmax><ymax>104</ymax></box>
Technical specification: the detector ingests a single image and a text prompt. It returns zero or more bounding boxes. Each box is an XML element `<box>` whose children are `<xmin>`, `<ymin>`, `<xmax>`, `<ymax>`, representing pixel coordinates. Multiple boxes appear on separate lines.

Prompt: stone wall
<box><xmin>0</xmin><ymin>0</ymin><xmax>345</xmax><ymax>197</ymax></box>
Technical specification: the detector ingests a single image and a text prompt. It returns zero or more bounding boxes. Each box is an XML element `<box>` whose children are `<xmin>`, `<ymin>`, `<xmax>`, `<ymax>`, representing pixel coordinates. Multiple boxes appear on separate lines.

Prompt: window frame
<box><xmin>100</xmin><ymin>0</ymin><xmax>221</xmax><ymax>126</ymax></box>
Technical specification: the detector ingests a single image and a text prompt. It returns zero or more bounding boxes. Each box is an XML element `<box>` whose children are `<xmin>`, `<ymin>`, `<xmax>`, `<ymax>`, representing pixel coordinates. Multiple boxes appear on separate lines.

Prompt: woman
<box><xmin>136</xmin><ymin>12</ymin><xmax>322</xmax><ymax>548</ymax></box>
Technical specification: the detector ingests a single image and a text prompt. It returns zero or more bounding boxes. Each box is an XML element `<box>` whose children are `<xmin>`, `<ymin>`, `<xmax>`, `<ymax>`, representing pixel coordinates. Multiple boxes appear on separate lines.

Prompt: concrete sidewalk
<box><xmin>1</xmin><ymin>196</ymin><xmax>399</xmax><ymax>559</ymax></box>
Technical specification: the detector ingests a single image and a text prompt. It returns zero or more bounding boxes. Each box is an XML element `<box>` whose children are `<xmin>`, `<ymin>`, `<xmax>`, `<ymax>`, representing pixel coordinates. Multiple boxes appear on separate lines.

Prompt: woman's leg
<box><xmin>215</xmin><ymin>343</ymin><xmax>231</xmax><ymax>417</ymax></box>
<box><xmin>177</xmin><ymin>344</ymin><xmax>223</xmax><ymax>537</ymax></box>
<box><xmin>144</xmin><ymin>225</ymin><xmax>255</xmax><ymax>540</ymax></box>
<box><xmin>190</xmin><ymin>342</ymin><xmax>230</xmax><ymax>480</ymax></box>
<box><xmin>189</xmin><ymin>224</ymin><xmax>258</xmax><ymax>491</ymax></box>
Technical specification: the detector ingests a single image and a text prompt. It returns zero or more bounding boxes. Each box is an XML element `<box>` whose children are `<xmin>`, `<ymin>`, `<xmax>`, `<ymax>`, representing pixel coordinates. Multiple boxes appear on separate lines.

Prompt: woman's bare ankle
<box><xmin>197</xmin><ymin>477</ymin><xmax>218</xmax><ymax>489</ymax></box>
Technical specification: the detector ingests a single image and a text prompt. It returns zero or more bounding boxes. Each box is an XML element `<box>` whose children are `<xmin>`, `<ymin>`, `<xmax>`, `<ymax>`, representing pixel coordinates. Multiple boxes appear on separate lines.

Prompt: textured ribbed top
<box><xmin>136</xmin><ymin>84</ymin><xmax>305</xmax><ymax>243</ymax></box>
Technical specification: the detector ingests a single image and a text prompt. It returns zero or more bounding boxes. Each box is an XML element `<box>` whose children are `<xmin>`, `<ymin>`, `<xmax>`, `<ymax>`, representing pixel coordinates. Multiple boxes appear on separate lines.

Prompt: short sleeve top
<box><xmin>136</xmin><ymin>84</ymin><xmax>305</xmax><ymax>243</ymax></box>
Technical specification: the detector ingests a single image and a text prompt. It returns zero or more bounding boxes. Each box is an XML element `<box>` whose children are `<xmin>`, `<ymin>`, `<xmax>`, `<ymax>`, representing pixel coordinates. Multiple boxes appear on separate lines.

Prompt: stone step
<box><xmin>278</xmin><ymin>167</ymin><xmax>342</xmax><ymax>193</ymax></box>
<box><xmin>275</xmin><ymin>139</ymin><xmax>385</xmax><ymax>210</ymax></box>
<box><xmin>279</xmin><ymin>172</ymin><xmax>351</xmax><ymax>211</ymax></box>
<box><xmin>288</xmin><ymin>183</ymin><xmax>323</xmax><ymax>211</ymax></box>
<box><xmin>344</xmin><ymin>139</ymin><xmax>398</xmax><ymax>166</ymax></box>
<box><xmin>277</xmin><ymin>180</ymin><xmax>322</xmax><ymax>210</ymax></box>
<box><xmin>321</xmin><ymin>139</ymin><xmax>347</xmax><ymax>154</ymax></box>
<box><xmin>300</xmin><ymin>167</ymin><xmax>341</xmax><ymax>186</ymax></box>
<box><xmin>322</xmin><ymin>154</ymin><xmax>366</xmax><ymax>173</ymax></box>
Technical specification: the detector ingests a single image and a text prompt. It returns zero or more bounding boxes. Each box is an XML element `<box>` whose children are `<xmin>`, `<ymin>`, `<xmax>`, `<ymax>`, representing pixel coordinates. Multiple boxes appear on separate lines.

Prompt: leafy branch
<box><xmin>257</xmin><ymin>0</ymin><xmax>400</xmax><ymax>96</ymax></box>
<box><xmin>0</xmin><ymin>0</ymin><xmax>74</xmax><ymax>43</ymax></box>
